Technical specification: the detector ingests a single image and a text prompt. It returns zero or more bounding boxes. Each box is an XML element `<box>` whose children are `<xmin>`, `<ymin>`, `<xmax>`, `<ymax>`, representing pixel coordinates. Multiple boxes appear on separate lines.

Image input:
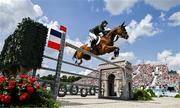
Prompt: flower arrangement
<box><xmin>0</xmin><ymin>75</ymin><xmax>61</xmax><ymax>107</ymax></box>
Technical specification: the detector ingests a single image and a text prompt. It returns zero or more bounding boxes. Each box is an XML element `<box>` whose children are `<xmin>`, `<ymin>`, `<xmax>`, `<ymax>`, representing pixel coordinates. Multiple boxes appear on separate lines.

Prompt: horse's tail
<box><xmin>72</xmin><ymin>51</ymin><xmax>77</xmax><ymax>61</ymax></box>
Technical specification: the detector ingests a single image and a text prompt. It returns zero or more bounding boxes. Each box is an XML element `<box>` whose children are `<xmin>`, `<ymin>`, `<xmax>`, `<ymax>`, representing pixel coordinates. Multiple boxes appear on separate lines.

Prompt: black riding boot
<box><xmin>90</xmin><ymin>39</ymin><xmax>97</xmax><ymax>52</ymax></box>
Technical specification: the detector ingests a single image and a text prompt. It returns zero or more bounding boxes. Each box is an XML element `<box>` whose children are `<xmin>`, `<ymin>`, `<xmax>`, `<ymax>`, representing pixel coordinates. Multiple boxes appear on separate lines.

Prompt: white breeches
<box><xmin>89</xmin><ymin>32</ymin><xmax>97</xmax><ymax>41</ymax></box>
<box><xmin>88</xmin><ymin>32</ymin><xmax>101</xmax><ymax>46</ymax></box>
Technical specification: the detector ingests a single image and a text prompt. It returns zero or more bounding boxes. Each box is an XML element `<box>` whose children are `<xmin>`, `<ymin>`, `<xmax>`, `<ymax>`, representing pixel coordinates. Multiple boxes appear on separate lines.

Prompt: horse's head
<box><xmin>114</xmin><ymin>22</ymin><xmax>129</xmax><ymax>39</ymax></box>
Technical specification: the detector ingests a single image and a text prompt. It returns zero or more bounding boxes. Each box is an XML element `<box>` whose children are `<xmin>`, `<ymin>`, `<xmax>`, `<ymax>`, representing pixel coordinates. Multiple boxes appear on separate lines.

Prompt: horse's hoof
<box><xmin>111</xmin><ymin>56</ymin><xmax>115</xmax><ymax>60</ymax></box>
<box><xmin>115</xmin><ymin>54</ymin><xmax>119</xmax><ymax>57</ymax></box>
<box><xmin>75</xmin><ymin>61</ymin><xmax>78</xmax><ymax>65</ymax></box>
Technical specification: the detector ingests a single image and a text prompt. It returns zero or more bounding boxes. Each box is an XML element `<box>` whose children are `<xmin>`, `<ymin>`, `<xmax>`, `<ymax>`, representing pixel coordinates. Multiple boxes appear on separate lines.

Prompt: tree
<box><xmin>61</xmin><ymin>75</ymin><xmax>68</xmax><ymax>82</ymax></box>
<box><xmin>67</xmin><ymin>76</ymin><xmax>81</xmax><ymax>82</ymax></box>
<box><xmin>40</xmin><ymin>75</ymin><xmax>81</xmax><ymax>83</ymax></box>
<box><xmin>0</xmin><ymin>18</ymin><xmax>48</xmax><ymax>75</ymax></box>
<box><xmin>41</xmin><ymin>74</ymin><xmax>55</xmax><ymax>80</ymax></box>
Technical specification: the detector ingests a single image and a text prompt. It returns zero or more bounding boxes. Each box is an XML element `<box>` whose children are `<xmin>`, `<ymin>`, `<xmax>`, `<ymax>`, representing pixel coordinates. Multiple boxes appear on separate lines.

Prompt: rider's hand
<box><xmin>99</xmin><ymin>32</ymin><xmax>103</xmax><ymax>36</ymax></box>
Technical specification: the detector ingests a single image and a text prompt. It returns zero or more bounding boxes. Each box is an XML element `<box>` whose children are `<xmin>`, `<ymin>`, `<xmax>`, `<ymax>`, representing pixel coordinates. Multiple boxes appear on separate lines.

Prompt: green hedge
<box><xmin>0</xmin><ymin>17</ymin><xmax>48</xmax><ymax>72</ymax></box>
<box><xmin>146</xmin><ymin>89</ymin><xmax>157</xmax><ymax>97</ymax></box>
<box><xmin>175</xmin><ymin>93</ymin><xmax>180</xmax><ymax>98</ymax></box>
<box><xmin>133</xmin><ymin>88</ymin><xmax>152</xmax><ymax>101</ymax></box>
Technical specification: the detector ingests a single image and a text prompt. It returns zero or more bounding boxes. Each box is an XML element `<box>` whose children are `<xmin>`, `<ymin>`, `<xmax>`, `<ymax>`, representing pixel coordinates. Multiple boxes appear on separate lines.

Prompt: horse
<box><xmin>73</xmin><ymin>22</ymin><xmax>129</xmax><ymax>65</ymax></box>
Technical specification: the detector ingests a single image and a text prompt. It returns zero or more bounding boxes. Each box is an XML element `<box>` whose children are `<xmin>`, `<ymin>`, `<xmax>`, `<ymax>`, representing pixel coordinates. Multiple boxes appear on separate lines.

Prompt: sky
<box><xmin>0</xmin><ymin>0</ymin><xmax>180</xmax><ymax>76</ymax></box>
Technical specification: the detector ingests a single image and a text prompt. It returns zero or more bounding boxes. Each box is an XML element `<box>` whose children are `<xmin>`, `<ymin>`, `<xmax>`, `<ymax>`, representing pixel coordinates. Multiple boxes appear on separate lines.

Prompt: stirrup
<box><xmin>90</xmin><ymin>47</ymin><xmax>94</xmax><ymax>52</ymax></box>
<box><xmin>91</xmin><ymin>45</ymin><xmax>96</xmax><ymax>52</ymax></box>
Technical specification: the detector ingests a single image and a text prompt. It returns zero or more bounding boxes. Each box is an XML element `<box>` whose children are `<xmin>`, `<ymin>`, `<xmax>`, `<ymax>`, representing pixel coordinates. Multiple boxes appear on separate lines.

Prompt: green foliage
<box><xmin>64</xmin><ymin>75</ymin><xmax>81</xmax><ymax>83</ymax></box>
<box><xmin>40</xmin><ymin>75</ymin><xmax>81</xmax><ymax>83</ymax></box>
<box><xmin>133</xmin><ymin>88</ymin><xmax>152</xmax><ymax>101</ymax></box>
<box><xmin>175</xmin><ymin>93</ymin><xmax>180</xmax><ymax>98</ymax></box>
<box><xmin>0</xmin><ymin>17</ymin><xmax>48</xmax><ymax>72</ymax></box>
<box><xmin>61</xmin><ymin>75</ymin><xmax>68</xmax><ymax>82</ymax></box>
<box><xmin>41</xmin><ymin>74</ymin><xmax>55</xmax><ymax>80</ymax></box>
<box><xmin>146</xmin><ymin>89</ymin><xmax>157</xmax><ymax>97</ymax></box>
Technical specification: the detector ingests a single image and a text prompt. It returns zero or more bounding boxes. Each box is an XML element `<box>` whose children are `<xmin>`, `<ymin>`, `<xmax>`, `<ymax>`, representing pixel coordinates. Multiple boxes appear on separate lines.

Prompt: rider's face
<box><xmin>103</xmin><ymin>23</ymin><xmax>107</xmax><ymax>27</ymax></box>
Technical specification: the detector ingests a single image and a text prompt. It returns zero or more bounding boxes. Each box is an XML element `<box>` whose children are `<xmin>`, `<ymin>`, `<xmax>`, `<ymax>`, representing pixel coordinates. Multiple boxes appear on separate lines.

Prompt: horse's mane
<box><xmin>105</xmin><ymin>26</ymin><xmax>119</xmax><ymax>38</ymax></box>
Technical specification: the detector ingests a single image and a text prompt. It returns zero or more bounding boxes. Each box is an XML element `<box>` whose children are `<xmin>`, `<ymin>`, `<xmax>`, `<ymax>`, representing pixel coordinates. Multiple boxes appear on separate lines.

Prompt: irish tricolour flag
<box><xmin>47</xmin><ymin>26</ymin><xmax>66</xmax><ymax>50</ymax></box>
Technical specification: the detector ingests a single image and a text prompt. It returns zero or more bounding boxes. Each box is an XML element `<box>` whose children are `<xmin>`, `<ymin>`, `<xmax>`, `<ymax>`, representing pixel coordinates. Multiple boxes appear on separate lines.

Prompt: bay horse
<box><xmin>73</xmin><ymin>22</ymin><xmax>129</xmax><ymax>65</ymax></box>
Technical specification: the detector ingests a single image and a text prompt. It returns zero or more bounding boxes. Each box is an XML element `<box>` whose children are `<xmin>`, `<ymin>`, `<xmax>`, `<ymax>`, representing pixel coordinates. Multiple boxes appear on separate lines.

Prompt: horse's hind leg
<box><xmin>75</xmin><ymin>59</ymin><xmax>83</xmax><ymax>66</ymax></box>
<box><xmin>78</xmin><ymin>59</ymin><xmax>83</xmax><ymax>66</ymax></box>
<box><xmin>75</xmin><ymin>60</ymin><xmax>78</xmax><ymax>64</ymax></box>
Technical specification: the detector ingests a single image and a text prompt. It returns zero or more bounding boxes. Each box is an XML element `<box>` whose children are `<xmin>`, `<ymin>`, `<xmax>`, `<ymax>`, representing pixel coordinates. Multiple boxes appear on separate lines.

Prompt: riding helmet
<box><xmin>101</xmin><ymin>20</ymin><xmax>108</xmax><ymax>25</ymax></box>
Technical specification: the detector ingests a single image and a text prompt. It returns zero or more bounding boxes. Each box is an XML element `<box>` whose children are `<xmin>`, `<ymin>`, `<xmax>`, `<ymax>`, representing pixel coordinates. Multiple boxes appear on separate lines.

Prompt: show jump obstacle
<box><xmin>40</xmin><ymin>25</ymin><xmax>132</xmax><ymax>100</ymax></box>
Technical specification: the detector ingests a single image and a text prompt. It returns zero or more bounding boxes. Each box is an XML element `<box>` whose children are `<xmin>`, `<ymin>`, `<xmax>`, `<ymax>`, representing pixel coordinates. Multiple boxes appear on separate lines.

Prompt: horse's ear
<box><xmin>120</xmin><ymin>22</ymin><xmax>125</xmax><ymax>27</ymax></box>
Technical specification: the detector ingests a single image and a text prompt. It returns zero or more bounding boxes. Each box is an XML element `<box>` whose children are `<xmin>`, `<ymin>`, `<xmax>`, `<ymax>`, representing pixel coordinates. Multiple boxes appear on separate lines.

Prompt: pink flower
<box><xmin>36</xmin><ymin>83</ymin><xmax>41</xmax><ymax>89</ymax></box>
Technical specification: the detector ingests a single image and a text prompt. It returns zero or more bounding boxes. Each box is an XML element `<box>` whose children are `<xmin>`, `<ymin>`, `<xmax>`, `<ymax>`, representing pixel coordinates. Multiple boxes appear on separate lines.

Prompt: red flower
<box><xmin>0</xmin><ymin>75</ymin><xmax>5</xmax><ymax>85</ymax></box>
<box><xmin>36</xmin><ymin>83</ymin><xmax>41</xmax><ymax>89</ymax></box>
<box><xmin>26</xmin><ymin>85</ymin><xmax>34</xmax><ymax>94</ymax></box>
<box><xmin>19</xmin><ymin>92</ymin><xmax>29</xmax><ymax>102</ymax></box>
<box><xmin>0</xmin><ymin>94</ymin><xmax>11</xmax><ymax>104</ymax></box>
<box><xmin>18</xmin><ymin>81</ymin><xmax>26</xmax><ymax>88</ymax></box>
<box><xmin>18</xmin><ymin>83</ymin><xmax>25</xmax><ymax>87</ymax></box>
<box><xmin>7</xmin><ymin>80</ymin><xmax>16</xmax><ymax>89</ymax></box>
<box><xmin>29</xmin><ymin>77</ymin><xmax>37</xmax><ymax>83</ymax></box>
<box><xmin>19</xmin><ymin>75</ymin><xmax>28</xmax><ymax>79</ymax></box>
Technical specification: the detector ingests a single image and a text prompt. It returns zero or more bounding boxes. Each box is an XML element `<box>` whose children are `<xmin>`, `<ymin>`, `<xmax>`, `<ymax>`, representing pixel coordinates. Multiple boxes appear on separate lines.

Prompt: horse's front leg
<box><xmin>103</xmin><ymin>46</ymin><xmax>119</xmax><ymax>60</ymax></box>
<box><xmin>114</xmin><ymin>47</ymin><xmax>119</xmax><ymax>57</ymax></box>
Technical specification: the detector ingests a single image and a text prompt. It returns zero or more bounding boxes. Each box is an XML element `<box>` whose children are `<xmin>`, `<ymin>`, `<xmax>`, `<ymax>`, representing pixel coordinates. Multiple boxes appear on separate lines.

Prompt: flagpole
<box><xmin>51</xmin><ymin>26</ymin><xmax>66</xmax><ymax>100</ymax></box>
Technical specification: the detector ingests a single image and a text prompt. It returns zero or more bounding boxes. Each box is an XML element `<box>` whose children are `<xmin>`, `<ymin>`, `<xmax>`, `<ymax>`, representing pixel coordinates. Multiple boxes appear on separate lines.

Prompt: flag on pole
<box><xmin>60</xmin><ymin>25</ymin><xmax>67</xmax><ymax>33</ymax></box>
<box><xmin>47</xmin><ymin>29</ymin><xmax>62</xmax><ymax>50</ymax></box>
<box><xmin>47</xmin><ymin>25</ymin><xmax>67</xmax><ymax>50</ymax></box>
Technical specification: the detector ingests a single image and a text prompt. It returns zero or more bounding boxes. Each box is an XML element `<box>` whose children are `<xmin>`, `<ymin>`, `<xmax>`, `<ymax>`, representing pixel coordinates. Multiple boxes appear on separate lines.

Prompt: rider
<box><xmin>89</xmin><ymin>20</ymin><xmax>110</xmax><ymax>51</ymax></box>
